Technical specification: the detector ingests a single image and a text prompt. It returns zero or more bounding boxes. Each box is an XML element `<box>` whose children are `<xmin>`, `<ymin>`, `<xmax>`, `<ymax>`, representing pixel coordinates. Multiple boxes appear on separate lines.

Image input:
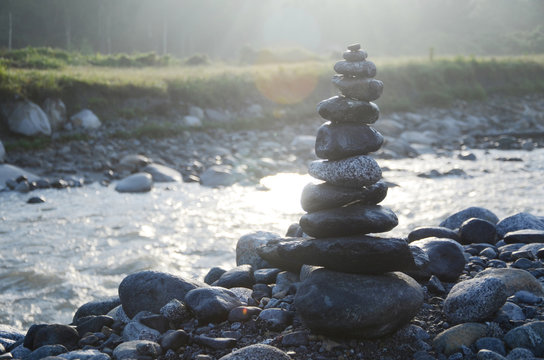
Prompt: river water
<box><xmin>1</xmin><ymin>149</ymin><xmax>544</xmax><ymax>330</ymax></box>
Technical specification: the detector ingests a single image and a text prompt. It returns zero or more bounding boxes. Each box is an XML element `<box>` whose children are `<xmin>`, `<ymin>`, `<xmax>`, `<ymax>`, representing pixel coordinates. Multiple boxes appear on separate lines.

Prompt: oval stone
<box><xmin>331</xmin><ymin>75</ymin><xmax>383</xmax><ymax>101</ymax></box>
<box><xmin>334</xmin><ymin>60</ymin><xmax>377</xmax><ymax>77</ymax></box>
<box><xmin>308</xmin><ymin>155</ymin><xmax>382</xmax><ymax>188</ymax></box>
<box><xmin>343</xmin><ymin>49</ymin><xmax>368</xmax><ymax>62</ymax></box>
<box><xmin>294</xmin><ymin>269</ymin><xmax>423</xmax><ymax>338</ymax></box>
<box><xmin>315</xmin><ymin>122</ymin><xmax>383</xmax><ymax>160</ymax></box>
<box><xmin>256</xmin><ymin>235</ymin><xmax>415</xmax><ymax>274</ymax></box>
<box><xmin>300</xmin><ymin>181</ymin><xmax>387</xmax><ymax>213</ymax></box>
<box><xmin>318</xmin><ymin>96</ymin><xmax>379</xmax><ymax>123</ymax></box>
<box><xmin>299</xmin><ymin>204</ymin><xmax>398</xmax><ymax>238</ymax></box>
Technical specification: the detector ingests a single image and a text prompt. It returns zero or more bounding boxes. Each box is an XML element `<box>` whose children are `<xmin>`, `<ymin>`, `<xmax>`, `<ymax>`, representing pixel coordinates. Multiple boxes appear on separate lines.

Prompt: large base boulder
<box><xmin>294</xmin><ymin>269</ymin><xmax>423</xmax><ymax>338</ymax></box>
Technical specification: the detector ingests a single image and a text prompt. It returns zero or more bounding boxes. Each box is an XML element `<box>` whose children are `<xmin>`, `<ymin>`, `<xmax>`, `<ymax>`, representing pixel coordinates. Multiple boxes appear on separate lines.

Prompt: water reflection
<box><xmin>1</xmin><ymin>149</ymin><xmax>544</xmax><ymax>329</ymax></box>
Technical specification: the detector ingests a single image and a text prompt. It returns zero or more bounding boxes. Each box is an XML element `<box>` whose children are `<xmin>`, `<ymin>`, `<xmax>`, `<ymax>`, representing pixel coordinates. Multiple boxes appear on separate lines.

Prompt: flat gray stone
<box><xmin>256</xmin><ymin>235</ymin><xmax>416</xmax><ymax>274</ymax></box>
<box><xmin>504</xmin><ymin>229</ymin><xmax>544</xmax><ymax>244</ymax></box>
<box><xmin>308</xmin><ymin>155</ymin><xmax>382</xmax><ymax>188</ymax></box>
<box><xmin>299</xmin><ymin>204</ymin><xmax>398</xmax><ymax>237</ymax></box>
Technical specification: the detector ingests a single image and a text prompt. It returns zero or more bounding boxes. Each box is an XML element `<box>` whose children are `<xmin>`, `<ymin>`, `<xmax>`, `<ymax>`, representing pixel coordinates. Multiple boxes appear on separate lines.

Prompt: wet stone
<box><xmin>333</xmin><ymin>60</ymin><xmax>377</xmax><ymax>77</ymax></box>
<box><xmin>408</xmin><ymin>226</ymin><xmax>460</xmax><ymax>243</ymax></box>
<box><xmin>300</xmin><ymin>180</ymin><xmax>387</xmax><ymax>213</ymax></box>
<box><xmin>315</xmin><ymin>122</ymin><xmax>383</xmax><ymax>160</ymax></box>
<box><xmin>299</xmin><ymin>204</ymin><xmax>398</xmax><ymax>238</ymax></box>
<box><xmin>343</xmin><ymin>49</ymin><xmax>368</xmax><ymax>62</ymax></box>
<box><xmin>317</xmin><ymin>96</ymin><xmax>379</xmax><ymax>123</ymax></box>
<box><xmin>459</xmin><ymin>218</ymin><xmax>498</xmax><ymax>245</ymax></box>
<box><xmin>331</xmin><ymin>75</ymin><xmax>384</xmax><ymax>102</ymax></box>
<box><xmin>504</xmin><ymin>229</ymin><xmax>544</xmax><ymax>244</ymax></box>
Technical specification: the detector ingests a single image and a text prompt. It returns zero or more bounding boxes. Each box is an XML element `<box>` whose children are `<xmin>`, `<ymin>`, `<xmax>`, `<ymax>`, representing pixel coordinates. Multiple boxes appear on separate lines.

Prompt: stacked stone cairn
<box><xmin>258</xmin><ymin>44</ymin><xmax>424</xmax><ymax>338</ymax></box>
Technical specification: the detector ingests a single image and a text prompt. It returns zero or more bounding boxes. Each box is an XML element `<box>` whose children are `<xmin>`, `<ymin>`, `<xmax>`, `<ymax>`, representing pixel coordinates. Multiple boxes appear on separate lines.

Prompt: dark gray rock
<box><xmin>476</xmin><ymin>350</ymin><xmax>506</xmax><ymax>360</ymax></box>
<box><xmin>204</xmin><ymin>267</ymin><xmax>227</xmax><ymax>285</ymax></box>
<box><xmin>27</xmin><ymin>196</ymin><xmax>45</xmax><ymax>204</ymax></box>
<box><xmin>139</xmin><ymin>314</ymin><xmax>170</xmax><ymax>333</ymax></box>
<box><xmin>0</xmin><ymin>324</ymin><xmax>25</xmax><ymax>343</ymax></box>
<box><xmin>299</xmin><ymin>204</ymin><xmax>397</xmax><ymax>237</ymax></box>
<box><xmin>118</xmin><ymin>271</ymin><xmax>205</xmax><ymax>318</ymax></box>
<box><xmin>252</xmin><ymin>283</ymin><xmax>272</xmax><ymax>301</ymax></box>
<box><xmin>331</xmin><ymin>75</ymin><xmax>383</xmax><ymax>101</ymax></box>
<box><xmin>158</xmin><ymin>329</ymin><xmax>189</xmax><ymax>351</ymax></box>
<box><xmin>475</xmin><ymin>337</ymin><xmax>506</xmax><ymax>356</ymax></box>
<box><xmin>72</xmin><ymin>296</ymin><xmax>120</xmax><ymax>323</ymax></box>
<box><xmin>315</xmin><ymin>122</ymin><xmax>383</xmax><ymax>160</ymax></box>
<box><xmin>308</xmin><ymin>155</ymin><xmax>381</xmax><ymax>188</ymax></box>
<box><xmin>58</xmin><ymin>349</ymin><xmax>110</xmax><ymax>360</ymax></box>
<box><xmin>112</xmin><ymin>340</ymin><xmax>162</xmax><ymax>360</ymax></box>
<box><xmin>32</xmin><ymin>324</ymin><xmax>79</xmax><ymax>351</ymax></box>
<box><xmin>294</xmin><ymin>269</ymin><xmax>423</xmax><ymax>338</ymax></box>
<box><xmin>405</xmin><ymin>245</ymin><xmax>432</xmax><ymax>281</ymax></box>
<box><xmin>408</xmin><ymin>226</ymin><xmax>460</xmax><ymax>243</ymax></box>
<box><xmin>281</xmin><ymin>330</ymin><xmax>309</xmax><ymax>346</ymax></box>
<box><xmin>160</xmin><ymin>299</ymin><xmax>192</xmax><ymax>323</ymax></box>
<box><xmin>27</xmin><ymin>345</ymin><xmax>68</xmax><ymax>360</ymax></box>
<box><xmin>410</xmin><ymin>238</ymin><xmax>466</xmax><ymax>282</ymax></box>
<box><xmin>75</xmin><ymin>315</ymin><xmax>114</xmax><ymax>336</ymax></box>
<box><xmin>475</xmin><ymin>268</ymin><xmax>544</xmax><ymax>297</ymax></box>
<box><xmin>459</xmin><ymin>218</ymin><xmax>498</xmax><ymax>245</ymax></box>
<box><xmin>300</xmin><ymin>181</ymin><xmax>387</xmax><ymax>213</ymax></box>
<box><xmin>496</xmin><ymin>213</ymin><xmax>544</xmax><ymax>238</ymax></box>
<box><xmin>185</xmin><ymin>287</ymin><xmax>242</xmax><ymax>323</ymax></box>
<box><xmin>193</xmin><ymin>335</ymin><xmax>236</xmax><ymax>350</ymax></box>
<box><xmin>504</xmin><ymin>321</ymin><xmax>544</xmax><ymax>357</ymax></box>
<box><xmin>497</xmin><ymin>301</ymin><xmax>525</xmax><ymax>321</ymax></box>
<box><xmin>257</xmin><ymin>235</ymin><xmax>415</xmax><ymax>274</ymax></box>
<box><xmin>317</xmin><ymin>96</ymin><xmax>379</xmax><ymax>123</ymax></box>
<box><xmin>443</xmin><ymin>277</ymin><xmax>507</xmax><ymax>324</ymax></box>
<box><xmin>506</xmin><ymin>347</ymin><xmax>535</xmax><ymax>359</ymax></box>
<box><xmin>258</xmin><ymin>308</ymin><xmax>293</xmax><ymax>331</ymax></box>
<box><xmin>439</xmin><ymin>207</ymin><xmax>499</xmax><ymax>230</ymax></box>
<box><xmin>236</xmin><ymin>231</ymin><xmax>279</xmax><ymax>270</ymax></box>
<box><xmin>285</xmin><ymin>223</ymin><xmax>303</xmax><ymax>237</ymax></box>
<box><xmin>218</xmin><ymin>344</ymin><xmax>291</xmax><ymax>360</ymax></box>
<box><xmin>228</xmin><ymin>306</ymin><xmax>262</xmax><ymax>322</ymax></box>
<box><xmin>253</xmin><ymin>268</ymin><xmax>281</xmax><ymax>284</ymax></box>
<box><xmin>343</xmin><ymin>49</ymin><xmax>368</xmax><ymax>62</ymax></box>
<box><xmin>213</xmin><ymin>265</ymin><xmax>255</xmax><ymax>289</ymax></box>
<box><xmin>504</xmin><ymin>229</ymin><xmax>544</xmax><ymax>244</ymax></box>
<box><xmin>333</xmin><ymin>60</ymin><xmax>377</xmax><ymax>77</ymax></box>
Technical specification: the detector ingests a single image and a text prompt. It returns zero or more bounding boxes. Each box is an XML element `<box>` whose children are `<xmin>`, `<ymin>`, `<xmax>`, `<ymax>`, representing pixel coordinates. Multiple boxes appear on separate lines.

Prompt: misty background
<box><xmin>1</xmin><ymin>0</ymin><xmax>544</xmax><ymax>60</ymax></box>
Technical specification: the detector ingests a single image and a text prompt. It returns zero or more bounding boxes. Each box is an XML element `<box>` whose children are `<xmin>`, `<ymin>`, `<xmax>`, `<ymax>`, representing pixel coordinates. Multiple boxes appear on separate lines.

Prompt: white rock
<box><xmin>42</xmin><ymin>98</ymin><xmax>67</xmax><ymax>131</ymax></box>
<box><xmin>115</xmin><ymin>173</ymin><xmax>153</xmax><ymax>193</ymax></box>
<box><xmin>118</xmin><ymin>154</ymin><xmax>151</xmax><ymax>172</ymax></box>
<box><xmin>199</xmin><ymin>165</ymin><xmax>237</xmax><ymax>187</ymax></box>
<box><xmin>205</xmin><ymin>108</ymin><xmax>232</xmax><ymax>123</ymax></box>
<box><xmin>189</xmin><ymin>105</ymin><xmax>204</xmax><ymax>119</ymax></box>
<box><xmin>0</xmin><ymin>141</ymin><xmax>5</xmax><ymax>163</ymax></box>
<box><xmin>142</xmin><ymin>163</ymin><xmax>182</xmax><ymax>182</ymax></box>
<box><xmin>7</xmin><ymin>100</ymin><xmax>51</xmax><ymax>136</ymax></box>
<box><xmin>181</xmin><ymin>115</ymin><xmax>202</xmax><ymax>128</ymax></box>
<box><xmin>0</xmin><ymin>164</ymin><xmax>41</xmax><ymax>189</ymax></box>
<box><xmin>70</xmin><ymin>109</ymin><xmax>101</xmax><ymax>129</ymax></box>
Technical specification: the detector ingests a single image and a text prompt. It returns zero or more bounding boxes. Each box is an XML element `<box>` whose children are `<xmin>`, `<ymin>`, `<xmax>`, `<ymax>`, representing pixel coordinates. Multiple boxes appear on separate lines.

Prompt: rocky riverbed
<box><xmin>1</xmin><ymin>94</ymin><xmax>544</xmax><ymax>191</ymax></box>
<box><xmin>1</xmin><ymin>94</ymin><xmax>544</xmax><ymax>360</ymax></box>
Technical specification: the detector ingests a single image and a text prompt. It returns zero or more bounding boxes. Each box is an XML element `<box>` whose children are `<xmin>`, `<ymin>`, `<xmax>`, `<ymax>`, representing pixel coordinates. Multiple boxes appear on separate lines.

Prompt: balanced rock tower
<box><xmin>258</xmin><ymin>44</ymin><xmax>424</xmax><ymax>338</ymax></box>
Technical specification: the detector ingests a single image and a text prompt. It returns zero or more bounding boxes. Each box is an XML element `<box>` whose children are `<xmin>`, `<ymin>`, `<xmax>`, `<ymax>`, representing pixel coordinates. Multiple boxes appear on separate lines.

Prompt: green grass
<box><xmin>1</xmin><ymin>48</ymin><xmax>544</xmax><ymax>137</ymax></box>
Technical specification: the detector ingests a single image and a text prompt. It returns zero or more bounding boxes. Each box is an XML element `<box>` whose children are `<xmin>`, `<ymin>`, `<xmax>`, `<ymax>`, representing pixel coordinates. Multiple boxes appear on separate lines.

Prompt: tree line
<box><xmin>1</xmin><ymin>0</ymin><xmax>543</xmax><ymax>59</ymax></box>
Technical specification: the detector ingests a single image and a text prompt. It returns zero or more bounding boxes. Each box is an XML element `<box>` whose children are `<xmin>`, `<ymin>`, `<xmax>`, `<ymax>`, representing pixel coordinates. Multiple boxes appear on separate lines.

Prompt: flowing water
<box><xmin>1</xmin><ymin>149</ymin><xmax>544</xmax><ymax>330</ymax></box>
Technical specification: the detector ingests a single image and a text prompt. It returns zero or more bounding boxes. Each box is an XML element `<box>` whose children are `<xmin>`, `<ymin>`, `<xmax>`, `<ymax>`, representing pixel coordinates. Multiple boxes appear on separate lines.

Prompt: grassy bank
<box><xmin>1</xmin><ymin>48</ymin><xmax>544</xmax><ymax>129</ymax></box>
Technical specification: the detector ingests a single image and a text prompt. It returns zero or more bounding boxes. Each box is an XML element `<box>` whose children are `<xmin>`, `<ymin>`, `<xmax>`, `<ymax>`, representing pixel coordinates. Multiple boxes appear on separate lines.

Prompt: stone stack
<box><xmin>257</xmin><ymin>44</ymin><xmax>423</xmax><ymax>338</ymax></box>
